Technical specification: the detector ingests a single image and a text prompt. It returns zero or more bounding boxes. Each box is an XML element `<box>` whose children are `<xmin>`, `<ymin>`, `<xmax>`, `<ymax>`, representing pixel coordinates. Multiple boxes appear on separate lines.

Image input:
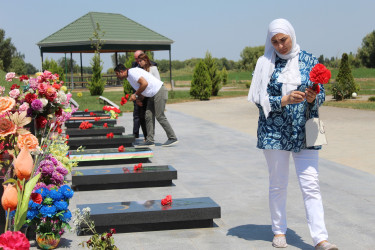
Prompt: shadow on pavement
<box><xmin>227</xmin><ymin>224</ymin><xmax>314</xmax><ymax>249</ymax></box>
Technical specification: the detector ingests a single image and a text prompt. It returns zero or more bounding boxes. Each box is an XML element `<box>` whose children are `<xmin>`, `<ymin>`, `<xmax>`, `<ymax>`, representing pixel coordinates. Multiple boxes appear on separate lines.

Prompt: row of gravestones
<box><xmin>66</xmin><ymin>110</ymin><xmax>221</xmax><ymax>234</ymax></box>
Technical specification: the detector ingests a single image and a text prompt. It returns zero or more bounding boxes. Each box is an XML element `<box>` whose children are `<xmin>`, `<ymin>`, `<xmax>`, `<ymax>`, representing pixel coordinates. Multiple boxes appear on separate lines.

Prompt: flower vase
<box><xmin>36</xmin><ymin>233</ymin><xmax>61</xmax><ymax>249</ymax></box>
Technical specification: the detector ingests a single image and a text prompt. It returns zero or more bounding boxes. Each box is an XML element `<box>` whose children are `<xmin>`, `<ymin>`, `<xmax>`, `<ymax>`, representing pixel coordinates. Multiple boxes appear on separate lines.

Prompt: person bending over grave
<box><xmin>115</xmin><ymin>64</ymin><xmax>178</xmax><ymax>147</ymax></box>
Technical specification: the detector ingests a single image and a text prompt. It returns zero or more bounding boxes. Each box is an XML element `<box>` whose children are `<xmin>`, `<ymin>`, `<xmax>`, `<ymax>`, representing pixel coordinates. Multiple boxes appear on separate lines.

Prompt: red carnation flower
<box><xmin>55</xmin><ymin>108</ymin><xmax>63</xmax><ymax>117</ymax></box>
<box><xmin>0</xmin><ymin>231</ymin><xmax>30</xmax><ymax>250</ymax></box>
<box><xmin>57</xmin><ymin>128</ymin><xmax>62</xmax><ymax>134</ymax></box>
<box><xmin>36</xmin><ymin>116</ymin><xmax>47</xmax><ymax>129</ymax></box>
<box><xmin>79</xmin><ymin>121</ymin><xmax>93</xmax><ymax>130</ymax></box>
<box><xmin>110</xmin><ymin>228</ymin><xmax>116</xmax><ymax>234</ymax></box>
<box><xmin>19</xmin><ymin>75</ymin><xmax>29</xmax><ymax>81</ymax></box>
<box><xmin>66</xmin><ymin>135</ymin><xmax>70</xmax><ymax>139</ymax></box>
<box><xmin>103</xmin><ymin>123</ymin><xmax>108</xmax><ymax>128</ymax></box>
<box><xmin>118</xmin><ymin>145</ymin><xmax>125</xmax><ymax>152</ymax></box>
<box><xmin>106</xmin><ymin>132</ymin><xmax>114</xmax><ymax>139</ymax></box>
<box><xmin>52</xmin><ymin>83</ymin><xmax>61</xmax><ymax>90</ymax></box>
<box><xmin>161</xmin><ymin>195</ymin><xmax>172</xmax><ymax>206</ymax></box>
<box><xmin>24</xmin><ymin>93</ymin><xmax>37</xmax><ymax>104</ymax></box>
<box><xmin>125</xmin><ymin>94</ymin><xmax>129</xmax><ymax>99</ymax></box>
<box><xmin>309</xmin><ymin>63</ymin><xmax>331</xmax><ymax>94</ymax></box>
<box><xmin>84</xmin><ymin>108</ymin><xmax>88</xmax><ymax>112</ymax></box>
<box><xmin>94</xmin><ymin>117</ymin><xmax>100</xmax><ymax>122</ymax></box>
<box><xmin>133</xmin><ymin>163</ymin><xmax>143</xmax><ymax>172</ymax></box>
<box><xmin>10</xmin><ymin>83</ymin><xmax>20</xmax><ymax>90</ymax></box>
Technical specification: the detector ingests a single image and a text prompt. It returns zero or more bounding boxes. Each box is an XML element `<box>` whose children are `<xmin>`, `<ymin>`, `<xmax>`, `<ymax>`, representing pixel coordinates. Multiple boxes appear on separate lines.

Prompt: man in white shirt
<box><xmin>115</xmin><ymin>64</ymin><xmax>178</xmax><ymax>147</ymax></box>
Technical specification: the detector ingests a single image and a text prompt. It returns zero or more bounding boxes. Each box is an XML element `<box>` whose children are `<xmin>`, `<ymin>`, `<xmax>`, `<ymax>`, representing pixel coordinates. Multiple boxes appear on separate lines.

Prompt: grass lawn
<box><xmin>323</xmin><ymin>100</ymin><xmax>375</xmax><ymax>110</ymax></box>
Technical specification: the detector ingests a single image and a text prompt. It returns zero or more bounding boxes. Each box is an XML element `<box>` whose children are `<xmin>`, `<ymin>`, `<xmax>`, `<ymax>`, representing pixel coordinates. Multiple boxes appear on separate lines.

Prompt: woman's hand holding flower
<box><xmin>282</xmin><ymin>91</ymin><xmax>305</xmax><ymax>106</ymax></box>
<box><xmin>305</xmin><ymin>88</ymin><xmax>317</xmax><ymax>103</ymax></box>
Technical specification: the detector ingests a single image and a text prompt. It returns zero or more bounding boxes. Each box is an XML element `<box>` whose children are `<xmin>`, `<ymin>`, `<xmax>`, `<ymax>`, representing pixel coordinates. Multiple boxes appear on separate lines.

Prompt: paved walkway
<box><xmin>31</xmin><ymin>98</ymin><xmax>375</xmax><ymax>249</ymax></box>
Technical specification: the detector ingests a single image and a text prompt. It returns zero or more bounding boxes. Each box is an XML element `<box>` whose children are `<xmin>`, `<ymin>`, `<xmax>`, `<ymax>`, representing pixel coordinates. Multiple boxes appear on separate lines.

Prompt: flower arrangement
<box><xmin>103</xmin><ymin>106</ymin><xmax>121</xmax><ymax>119</ymax></box>
<box><xmin>73</xmin><ymin>207</ymin><xmax>118</xmax><ymax>250</ymax></box>
<box><xmin>309</xmin><ymin>63</ymin><xmax>331</xmax><ymax>94</ymax></box>
<box><xmin>26</xmin><ymin>184</ymin><xmax>73</xmax><ymax>241</ymax></box>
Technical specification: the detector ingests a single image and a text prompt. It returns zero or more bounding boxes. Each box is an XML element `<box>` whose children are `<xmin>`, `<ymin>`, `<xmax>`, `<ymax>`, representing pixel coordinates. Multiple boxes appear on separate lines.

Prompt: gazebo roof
<box><xmin>37</xmin><ymin>12</ymin><xmax>173</xmax><ymax>53</ymax></box>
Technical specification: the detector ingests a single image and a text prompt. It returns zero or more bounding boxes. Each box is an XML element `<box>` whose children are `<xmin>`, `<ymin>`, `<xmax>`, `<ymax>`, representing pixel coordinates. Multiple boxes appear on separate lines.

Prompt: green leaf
<box><xmin>3</xmin><ymin>178</ymin><xmax>17</xmax><ymax>185</ymax></box>
<box><xmin>14</xmin><ymin>173</ymin><xmax>41</xmax><ymax>231</ymax></box>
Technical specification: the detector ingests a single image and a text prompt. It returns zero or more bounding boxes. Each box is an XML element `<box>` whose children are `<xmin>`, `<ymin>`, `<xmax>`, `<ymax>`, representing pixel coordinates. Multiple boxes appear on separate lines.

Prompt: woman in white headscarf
<box><xmin>248</xmin><ymin>19</ymin><xmax>337</xmax><ymax>250</ymax></box>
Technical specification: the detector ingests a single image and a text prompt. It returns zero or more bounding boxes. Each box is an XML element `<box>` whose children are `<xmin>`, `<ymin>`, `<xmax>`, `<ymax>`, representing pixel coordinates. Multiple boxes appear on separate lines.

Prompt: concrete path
<box><xmin>31</xmin><ymin>98</ymin><xmax>375</xmax><ymax>249</ymax></box>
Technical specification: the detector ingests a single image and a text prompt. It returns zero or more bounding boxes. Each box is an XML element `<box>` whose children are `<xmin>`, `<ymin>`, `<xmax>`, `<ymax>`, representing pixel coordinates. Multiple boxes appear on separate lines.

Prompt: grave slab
<box><xmin>68</xmin><ymin>116</ymin><xmax>111</xmax><ymax>121</ymax></box>
<box><xmin>72</xmin><ymin>111</ymin><xmax>107</xmax><ymax>117</ymax></box>
<box><xmin>66</xmin><ymin>127</ymin><xmax>125</xmax><ymax>137</ymax></box>
<box><xmin>76</xmin><ymin>197</ymin><xmax>221</xmax><ymax>234</ymax></box>
<box><xmin>65</xmin><ymin>119</ymin><xmax>116</xmax><ymax>128</ymax></box>
<box><xmin>67</xmin><ymin>134</ymin><xmax>134</xmax><ymax>149</ymax></box>
<box><xmin>72</xmin><ymin>165</ymin><xmax>177</xmax><ymax>190</ymax></box>
<box><xmin>69</xmin><ymin>147</ymin><xmax>153</xmax><ymax>166</ymax></box>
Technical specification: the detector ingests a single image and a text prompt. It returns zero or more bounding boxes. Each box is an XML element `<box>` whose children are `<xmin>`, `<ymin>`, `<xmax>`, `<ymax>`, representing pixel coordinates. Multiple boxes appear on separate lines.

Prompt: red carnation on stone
<box><xmin>84</xmin><ymin>108</ymin><xmax>88</xmax><ymax>112</ymax></box>
<box><xmin>161</xmin><ymin>195</ymin><xmax>172</xmax><ymax>206</ymax></box>
<box><xmin>94</xmin><ymin>117</ymin><xmax>100</xmax><ymax>122</ymax></box>
<box><xmin>118</xmin><ymin>145</ymin><xmax>125</xmax><ymax>152</ymax></box>
<box><xmin>106</xmin><ymin>133</ymin><xmax>114</xmax><ymax>139</ymax></box>
<box><xmin>103</xmin><ymin>123</ymin><xmax>108</xmax><ymax>128</ymax></box>
<box><xmin>133</xmin><ymin>163</ymin><xmax>142</xmax><ymax>172</ymax></box>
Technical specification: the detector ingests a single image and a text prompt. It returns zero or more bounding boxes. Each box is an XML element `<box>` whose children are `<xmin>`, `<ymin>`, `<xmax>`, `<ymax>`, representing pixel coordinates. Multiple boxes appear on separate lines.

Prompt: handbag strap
<box><xmin>306</xmin><ymin>95</ymin><xmax>319</xmax><ymax>120</ymax></box>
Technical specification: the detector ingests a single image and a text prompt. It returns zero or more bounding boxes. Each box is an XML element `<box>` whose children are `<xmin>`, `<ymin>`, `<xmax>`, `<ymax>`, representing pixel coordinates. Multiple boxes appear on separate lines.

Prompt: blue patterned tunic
<box><xmin>256</xmin><ymin>50</ymin><xmax>325</xmax><ymax>152</ymax></box>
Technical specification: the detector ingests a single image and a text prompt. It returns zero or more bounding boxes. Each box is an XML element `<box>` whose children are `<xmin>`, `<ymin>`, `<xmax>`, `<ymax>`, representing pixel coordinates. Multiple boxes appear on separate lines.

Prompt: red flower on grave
<box><xmin>118</xmin><ymin>145</ymin><xmax>125</xmax><ymax>152</ymax></box>
<box><xmin>120</xmin><ymin>97</ymin><xmax>128</xmax><ymax>106</ymax></box>
<box><xmin>161</xmin><ymin>195</ymin><xmax>172</xmax><ymax>206</ymax></box>
<box><xmin>94</xmin><ymin>117</ymin><xmax>100</xmax><ymax>122</ymax></box>
<box><xmin>79</xmin><ymin>121</ymin><xmax>93</xmax><ymax>130</ymax></box>
<box><xmin>103</xmin><ymin>123</ymin><xmax>108</xmax><ymax>128</ymax></box>
<box><xmin>133</xmin><ymin>163</ymin><xmax>142</xmax><ymax>172</ymax></box>
<box><xmin>309</xmin><ymin>63</ymin><xmax>331</xmax><ymax>94</ymax></box>
<box><xmin>122</xmin><ymin>167</ymin><xmax>130</xmax><ymax>173</ymax></box>
<box><xmin>110</xmin><ymin>228</ymin><xmax>116</xmax><ymax>234</ymax></box>
<box><xmin>125</xmin><ymin>94</ymin><xmax>129</xmax><ymax>99</ymax></box>
<box><xmin>106</xmin><ymin>133</ymin><xmax>114</xmax><ymax>139</ymax></box>
<box><xmin>66</xmin><ymin>135</ymin><xmax>69</xmax><ymax>139</ymax></box>
<box><xmin>84</xmin><ymin>108</ymin><xmax>88</xmax><ymax>112</ymax></box>
<box><xmin>90</xmin><ymin>112</ymin><xmax>96</xmax><ymax>116</ymax></box>
<box><xmin>57</xmin><ymin>127</ymin><xmax>62</xmax><ymax>134</ymax></box>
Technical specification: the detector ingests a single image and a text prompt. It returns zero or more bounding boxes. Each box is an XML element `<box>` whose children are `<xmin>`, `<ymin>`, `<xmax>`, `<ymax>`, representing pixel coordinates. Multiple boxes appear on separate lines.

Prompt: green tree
<box><xmin>111</xmin><ymin>53</ymin><xmax>126</xmax><ymax>68</ymax></box>
<box><xmin>332</xmin><ymin>53</ymin><xmax>360</xmax><ymax>100</ymax></box>
<box><xmin>122</xmin><ymin>52</ymin><xmax>135</xmax><ymax>95</ymax></box>
<box><xmin>0</xmin><ymin>29</ymin><xmax>17</xmax><ymax>71</ymax></box>
<box><xmin>190</xmin><ymin>60</ymin><xmax>211</xmax><ymax>100</ymax></box>
<box><xmin>25</xmin><ymin>63</ymin><xmax>38</xmax><ymax>75</ymax></box>
<box><xmin>204</xmin><ymin>51</ymin><xmax>221</xmax><ymax>96</ymax></box>
<box><xmin>88</xmin><ymin>23</ymin><xmax>106</xmax><ymax>95</ymax></box>
<box><xmin>221</xmin><ymin>67</ymin><xmax>228</xmax><ymax>85</ymax></box>
<box><xmin>357</xmin><ymin>30</ymin><xmax>375</xmax><ymax>68</ymax></box>
<box><xmin>9</xmin><ymin>56</ymin><xmax>26</xmax><ymax>75</ymax></box>
<box><xmin>240</xmin><ymin>45</ymin><xmax>265</xmax><ymax>71</ymax></box>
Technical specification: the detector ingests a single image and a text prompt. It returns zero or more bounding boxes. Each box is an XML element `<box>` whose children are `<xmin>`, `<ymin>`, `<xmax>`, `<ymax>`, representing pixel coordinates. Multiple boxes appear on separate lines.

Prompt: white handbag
<box><xmin>305</xmin><ymin>97</ymin><xmax>327</xmax><ymax>147</ymax></box>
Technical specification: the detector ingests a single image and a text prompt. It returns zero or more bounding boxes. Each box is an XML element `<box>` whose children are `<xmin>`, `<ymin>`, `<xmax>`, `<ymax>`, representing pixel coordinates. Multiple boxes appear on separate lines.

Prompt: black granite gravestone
<box><xmin>72</xmin><ymin>165</ymin><xmax>177</xmax><ymax>190</ymax></box>
<box><xmin>66</xmin><ymin>127</ymin><xmax>125</xmax><ymax>137</ymax></box>
<box><xmin>69</xmin><ymin>147</ymin><xmax>153</xmax><ymax>166</ymax></box>
<box><xmin>67</xmin><ymin>134</ymin><xmax>134</xmax><ymax>149</ymax></box>
<box><xmin>65</xmin><ymin>119</ymin><xmax>116</xmax><ymax>128</ymax></box>
<box><xmin>76</xmin><ymin>197</ymin><xmax>221</xmax><ymax>234</ymax></box>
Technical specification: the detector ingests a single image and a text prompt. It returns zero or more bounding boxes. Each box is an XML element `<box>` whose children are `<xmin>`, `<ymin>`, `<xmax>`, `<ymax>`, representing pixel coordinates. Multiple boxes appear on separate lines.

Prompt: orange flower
<box><xmin>17</xmin><ymin>133</ymin><xmax>39</xmax><ymax>151</ymax></box>
<box><xmin>0</xmin><ymin>97</ymin><xmax>15</xmax><ymax>115</ymax></box>
<box><xmin>0</xmin><ymin>117</ymin><xmax>16</xmax><ymax>137</ymax></box>
<box><xmin>14</xmin><ymin>147</ymin><xmax>33</xmax><ymax>180</ymax></box>
<box><xmin>1</xmin><ymin>184</ymin><xmax>18</xmax><ymax>211</ymax></box>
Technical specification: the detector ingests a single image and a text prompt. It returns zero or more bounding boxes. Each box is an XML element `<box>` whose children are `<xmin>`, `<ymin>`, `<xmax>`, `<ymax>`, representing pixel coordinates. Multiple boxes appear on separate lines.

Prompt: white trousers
<box><xmin>263</xmin><ymin>149</ymin><xmax>328</xmax><ymax>246</ymax></box>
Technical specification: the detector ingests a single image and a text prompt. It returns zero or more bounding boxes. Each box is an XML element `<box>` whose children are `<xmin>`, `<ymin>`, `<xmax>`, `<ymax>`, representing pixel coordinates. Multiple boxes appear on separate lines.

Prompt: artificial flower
<box><xmin>118</xmin><ymin>145</ymin><xmax>125</xmax><ymax>152</ymax></box>
<box><xmin>106</xmin><ymin>133</ymin><xmax>114</xmax><ymax>139</ymax></box>
<box><xmin>61</xmin><ymin>86</ymin><xmax>67</xmax><ymax>92</ymax></box>
<box><xmin>77</xmin><ymin>92</ymin><xmax>83</xmax><ymax>98</ymax></box>
<box><xmin>94</xmin><ymin>117</ymin><xmax>100</xmax><ymax>121</ymax></box>
<box><xmin>0</xmin><ymin>97</ymin><xmax>15</xmax><ymax>114</ymax></box>
<box><xmin>24</xmin><ymin>93</ymin><xmax>37</xmax><ymax>104</ymax></box>
<box><xmin>19</xmin><ymin>75</ymin><xmax>29</xmax><ymax>81</ymax></box>
<box><xmin>1</xmin><ymin>184</ymin><xmax>18</xmax><ymax>211</ymax></box>
<box><xmin>5</xmin><ymin>72</ymin><xmax>16</xmax><ymax>82</ymax></box>
<box><xmin>0</xmin><ymin>117</ymin><xmax>16</xmax><ymax>137</ymax></box>
<box><xmin>9</xmin><ymin>88</ymin><xmax>20</xmax><ymax>99</ymax></box>
<box><xmin>10</xmin><ymin>83</ymin><xmax>20</xmax><ymax>90</ymax></box>
<box><xmin>79</xmin><ymin>121</ymin><xmax>93</xmax><ymax>130</ymax></box>
<box><xmin>36</xmin><ymin>116</ymin><xmax>47</xmax><ymax>129</ymax></box>
<box><xmin>103</xmin><ymin>123</ymin><xmax>108</xmax><ymax>128</ymax></box>
<box><xmin>17</xmin><ymin>133</ymin><xmax>39</xmax><ymax>151</ymax></box>
<box><xmin>31</xmin><ymin>99</ymin><xmax>44</xmax><ymax>111</ymax></box>
<box><xmin>84</xmin><ymin>108</ymin><xmax>88</xmax><ymax>112</ymax></box>
<box><xmin>14</xmin><ymin>147</ymin><xmax>33</xmax><ymax>180</ymax></box>
<box><xmin>31</xmin><ymin>193</ymin><xmax>43</xmax><ymax>204</ymax></box>
<box><xmin>0</xmin><ymin>231</ymin><xmax>30</xmax><ymax>250</ymax></box>
<box><xmin>90</xmin><ymin>112</ymin><xmax>96</xmax><ymax>116</ymax></box>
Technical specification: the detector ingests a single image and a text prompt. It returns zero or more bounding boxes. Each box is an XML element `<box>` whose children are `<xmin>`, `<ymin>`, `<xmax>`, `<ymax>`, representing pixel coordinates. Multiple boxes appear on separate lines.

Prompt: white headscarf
<box><xmin>248</xmin><ymin>18</ymin><xmax>301</xmax><ymax>118</ymax></box>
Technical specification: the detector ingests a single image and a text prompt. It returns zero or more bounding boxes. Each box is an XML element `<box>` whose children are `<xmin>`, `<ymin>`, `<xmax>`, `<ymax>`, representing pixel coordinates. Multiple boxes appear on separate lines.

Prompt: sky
<box><xmin>1</xmin><ymin>0</ymin><xmax>375</xmax><ymax>71</ymax></box>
